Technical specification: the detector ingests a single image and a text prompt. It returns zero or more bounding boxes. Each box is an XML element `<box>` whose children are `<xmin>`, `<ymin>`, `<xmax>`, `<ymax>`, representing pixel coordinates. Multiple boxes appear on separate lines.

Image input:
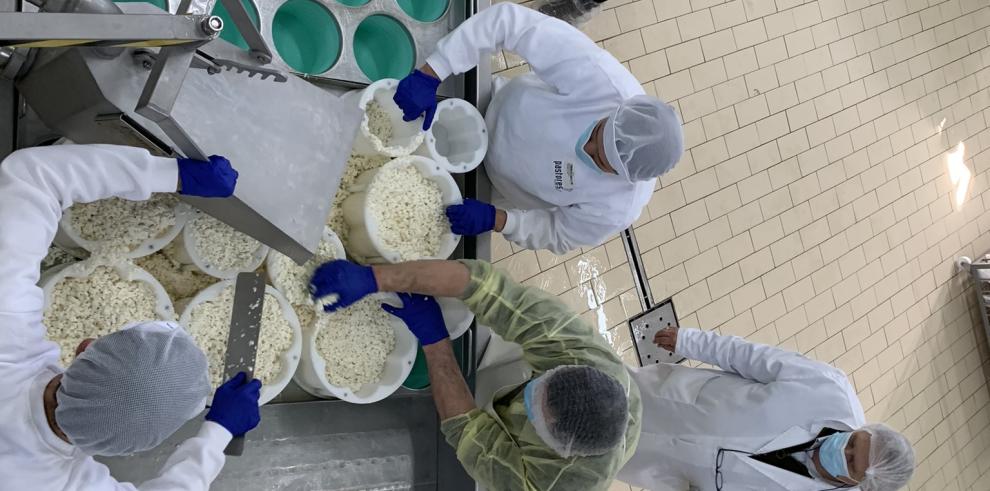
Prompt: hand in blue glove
<box><xmin>205</xmin><ymin>372</ymin><xmax>261</xmax><ymax>437</ymax></box>
<box><xmin>393</xmin><ymin>69</ymin><xmax>441</xmax><ymax>130</ymax></box>
<box><xmin>309</xmin><ymin>259</ymin><xmax>378</xmax><ymax>312</ymax></box>
<box><xmin>382</xmin><ymin>293</ymin><xmax>448</xmax><ymax>346</ymax></box>
<box><xmin>445</xmin><ymin>199</ymin><xmax>496</xmax><ymax>236</ymax></box>
<box><xmin>177</xmin><ymin>155</ymin><xmax>239</xmax><ymax>197</ymax></box>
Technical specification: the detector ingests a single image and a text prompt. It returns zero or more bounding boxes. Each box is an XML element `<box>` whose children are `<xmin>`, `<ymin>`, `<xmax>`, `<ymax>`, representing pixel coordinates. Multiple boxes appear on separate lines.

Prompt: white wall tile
<box><xmin>672</xmin><ymin>199</ymin><xmax>712</xmax><ymax>234</ymax></box>
<box><xmin>677</xmin><ymin>9</ymin><xmax>717</xmax><ymax>41</ymax></box>
<box><xmin>701</xmin><ymin>29</ymin><xmax>738</xmax><ymax>60</ymax></box>
<box><xmin>733</xmin><ymin>19</ymin><xmax>770</xmax><ymax>49</ymax></box>
<box><xmin>666</xmin><ymin>39</ymin><xmax>705</xmax><ymax>73</ymax></box>
<box><xmin>691</xmin><ymin>59</ymin><xmax>729</xmax><ymax>90</ymax></box>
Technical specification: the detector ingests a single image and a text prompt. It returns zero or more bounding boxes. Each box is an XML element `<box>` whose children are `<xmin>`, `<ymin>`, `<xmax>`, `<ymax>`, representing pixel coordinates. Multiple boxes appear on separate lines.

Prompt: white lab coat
<box><xmin>0</xmin><ymin>144</ymin><xmax>231</xmax><ymax>490</ymax></box>
<box><xmin>618</xmin><ymin>328</ymin><xmax>866</xmax><ymax>491</ymax></box>
<box><xmin>427</xmin><ymin>3</ymin><xmax>656</xmax><ymax>254</ymax></box>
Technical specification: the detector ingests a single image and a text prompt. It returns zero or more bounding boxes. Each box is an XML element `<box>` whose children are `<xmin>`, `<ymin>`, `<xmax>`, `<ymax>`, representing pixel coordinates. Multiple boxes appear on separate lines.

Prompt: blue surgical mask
<box><xmin>523</xmin><ymin>379</ymin><xmax>537</xmax><ymax>421</ymax></box>
<box><xmin>575</xmin><ymin>121</ymin><xmax>602</xmax><ymax>174</ymax></box>
<box><xmin>818</xmin><ymin>432</ymin><xmax>856</xmax><ymax>482</ymax></box>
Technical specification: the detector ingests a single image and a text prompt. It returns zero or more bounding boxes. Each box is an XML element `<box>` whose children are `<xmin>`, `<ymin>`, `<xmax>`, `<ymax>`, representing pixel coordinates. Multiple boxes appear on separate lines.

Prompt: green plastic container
<box><xmin>397</xmin><ymin>0</ymin><xmax>449</xmax><ymax>23</ymax></box>
<box><xmin>114</xmin><ymin>0</ymin><xmax>168</xmax><ymax>12</ymax></box>
<box><xmin>335</xmin><ymin>0</ymin><xmax>370</xmax><ymax>6</ymax></box>
<box><xmin>353</xmin><ymin>15</ymin><xmax>415</xmax><ymax>82</ymax></box>
<box><xmin>211</xmin><ymin>0</ymin><xmax>260</xmax><ymax>51</ymax></box>
<box><xmin>273</xmin><ymin>0</ymin><xmax>341</xmax><ymax>75</ymax></box>
<box><xmin>402</xmin><ymin>346</ymin><xmax>430</xmax><ymax>390</ymax></box>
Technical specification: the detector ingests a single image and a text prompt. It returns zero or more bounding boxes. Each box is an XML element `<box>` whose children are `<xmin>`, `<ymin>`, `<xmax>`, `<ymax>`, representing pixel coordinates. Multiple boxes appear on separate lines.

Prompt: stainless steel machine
<box><xmin>1</xmin><ymin>0</ymin><xmax>495</xmax><ymax>487</ymax></box>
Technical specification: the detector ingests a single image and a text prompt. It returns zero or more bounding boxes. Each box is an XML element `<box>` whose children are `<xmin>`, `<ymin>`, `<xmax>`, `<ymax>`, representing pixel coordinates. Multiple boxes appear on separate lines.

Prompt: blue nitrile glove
<box><xmin>309</xmin><ymin>259</ymin><xmax>378</xmax><ymax>313</ymax></box>
<box><xmin>381</xmin><ymin>293</ymin><xmax>448</xmax><ymax>346</ymax></box>
<box><xmin>394</xmin><ymin>69</ymin><xmax>441</xmax><ymax>130</ymax></box>
<box><xmin>445</xmin><ymin>199</ymin><xmax>496</xmax><ymax>236</ymax></box>
<box><xmin>177</xmin><ymin>155</ymin><xmax>239</xmax><ymax>197</ymax></box>
<box><xmin>205</xmin><ymin>372</ymin><xmax>261</xmax><ymax>437</ymax></box>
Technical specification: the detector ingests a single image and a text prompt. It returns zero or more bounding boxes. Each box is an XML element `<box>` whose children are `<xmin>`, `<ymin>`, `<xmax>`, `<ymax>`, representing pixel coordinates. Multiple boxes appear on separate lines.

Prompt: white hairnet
<box><xmin>603</xmin><ymin>95</ymin><xmax>684</xmax><ymax>182</ymax></box>
<box><xmin>527</xmin><ymin>365</ymin><xmax>629</xmax><ymax>458</ymax></box>
<box><xmin>859</xmin><ymin>423</ymin><xmax>915</xmax><ymax>491</ymax></box>
<box><xmin>56</xmin><ymin>321</ymin><xmax>210</xmax><ymax>456</ymax></box>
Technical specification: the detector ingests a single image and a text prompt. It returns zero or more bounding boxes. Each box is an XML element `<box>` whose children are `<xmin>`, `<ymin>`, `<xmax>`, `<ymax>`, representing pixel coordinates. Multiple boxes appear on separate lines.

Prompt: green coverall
<box><xmin>441</xmin><ymin>260</ymin><xmax>642</xmax><ymax>490</ymax></box>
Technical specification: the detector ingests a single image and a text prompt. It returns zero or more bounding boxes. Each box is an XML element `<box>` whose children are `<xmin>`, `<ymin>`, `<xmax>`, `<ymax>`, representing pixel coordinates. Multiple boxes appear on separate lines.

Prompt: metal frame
<box><xmin>629</xmin><ymin>297</ymin><xmax>686</xmax><ymax>367</ymax></box>
<box><xmin>206</xmin><ymin>0</ymin><xmax>466</xmax><ymax>96</ymax></box>
<box><xmin>959</xmin><ymin>256</ymin><xmax>990</xmax><ymax>345</ymax></box>
<box><xmin>0</xmin><ymin>13</ymin><xmax>217</xmax><ymax>47</ymax></box>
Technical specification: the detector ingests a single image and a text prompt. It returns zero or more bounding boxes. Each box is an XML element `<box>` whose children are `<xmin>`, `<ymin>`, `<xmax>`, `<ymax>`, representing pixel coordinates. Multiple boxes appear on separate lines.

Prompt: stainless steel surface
<box><xmin>212</xmin><ymin>56</ymin><xmax>286</xmax><ymax>81</ymax></box>
<box><xmin>223</xmin><ymin>272</ymin><xmax>265</xmax><ymax>381</ymax></box>
<box><xmin>469</xmin><ymin>0</ymin><xmax>493</xmax><ymax>364</ymax></box>
<box><xmin>0</xmin><ymin>13</ymin><xmax>216</xmax><ymax>47</ymax></box>
<box><xmin>181</xmin><ymin>0</ymin><xmax>217</xmax><ymax>16</ymax></box>
<box><xmin>217</xmin><ymin>0</ymin><xmax>271</xmax><ymax>64</ymax></box>
<box><xmin>136</xmin><ymin>45</ymin><xmax>208</xmax><ymax>160</ymax></box>
<box><xmin>0</xmin><ymin>0</ymin><xmax>15</xmax><ymax>159</ymax></box>
<box><xmin>36</xmin><ymin>0</ymin><xmax>122</xmax><ymax>14</ymax></box>
<box><xmin>622</xmin><ymin>226</ymin><xmax>653</xmax><ymax>311</ymax></box>
<box><xmin>223</xmin><ymin>271</ymin><xmax>266</xmax><ymax>456</ymax></box>
<box><xmin>16</xmin><ymin>2</ymin><xmax>363</xmax><ymax>264</ymax></box>
<box><xmin>99</xmin><ymin>396</ymin><xmax>444</xmax><ymax>489</ymax></box>
<box><xmin>629</xmin><ymin>298</ymin><xmax>685</xmax><ymax>367</ymax></box>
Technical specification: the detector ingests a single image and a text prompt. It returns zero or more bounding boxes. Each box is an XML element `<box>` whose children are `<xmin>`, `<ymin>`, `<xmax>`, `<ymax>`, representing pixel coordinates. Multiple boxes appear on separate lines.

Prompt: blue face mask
<box><xmin>818</xmin><ymin>432</ymin><xmax>856</xmax><ymax>482</ymax></box>
<box><xmin>575</xmin><ymin>121</ymin><xmax>602</xmax><ymax>174</ymax></box>
<box><xmin>523</xmin><ymin>379</ymin><xmax>538</xmax><ymax>421</ymax></box>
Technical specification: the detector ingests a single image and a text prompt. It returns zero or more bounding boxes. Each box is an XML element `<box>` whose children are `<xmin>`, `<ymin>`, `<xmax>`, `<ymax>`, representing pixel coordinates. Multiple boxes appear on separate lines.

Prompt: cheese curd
<box><xmin>314</xmin><ymin>297</ymin><xmax>395</xmax><ymax>391</ymax></box>
<box><xmin>270</xmin><ymin>234</ymin><xmax>341</xmax><ymax>307</ymax></box>
<box><xmin>188</xmin><ymin>214</ymin><xmax>262</xmax><ymax>272</ymax></box>
<box><xmin>136</xmin><ymin>243</ymin><xmax>217</xmax><ymax>304</ymax></box>
<box><xmin>367</xmin><ymin>160</ymin><xmax>448</xmax><ymax>261</ymax></box>
<box><xmin>184</xmin><ymin>285</ymin><xmax>294</xmax><ymax>388</ymax></box>
<box><xmin>68</xmin><ymin>194</ymin><xmax>179</xmax><ymax>252</ymax></box>
<box><xmin>327</xmin><ymin>154</ymin><xmax>390</xmax><ymax>243</ymax></box>
<box><xmin>44</xmin><ymin>266</ymin><xmax>161</xmax><ymax>367</ymax></box>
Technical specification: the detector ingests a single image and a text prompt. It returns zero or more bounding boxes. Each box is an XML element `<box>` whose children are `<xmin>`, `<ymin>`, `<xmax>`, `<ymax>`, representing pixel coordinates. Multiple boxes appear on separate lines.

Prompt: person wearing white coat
<box><xmin>619</xmin><ymin>326</ymin><xmax>915</xmax><ymax>491</ymax></box>
<box><xmin>0</xmin><ymin>144</ymin><xmax>261</xmax><ymax>490</ymax></box>
<box><xmin>393</xmin><ymin>2</ymin><xmax>685</xmax><ymax>254</ymax></box>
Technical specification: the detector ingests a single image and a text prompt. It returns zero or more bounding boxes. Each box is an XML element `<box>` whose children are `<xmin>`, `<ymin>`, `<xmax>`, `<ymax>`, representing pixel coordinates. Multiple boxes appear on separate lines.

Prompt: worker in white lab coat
<box><xmin>393</xmin><ymin>2</ymin><xmax>684</xmax><ymax>254</ymax></box>
<box><xmin>619</xmin><ymin>326</ymin><xmax>916</xmax><ymax>491</ymax></box>
<box><xmin>0</xmin><ymin>144</ymin><xmax>262</xmax><ymax>490</ymax></box>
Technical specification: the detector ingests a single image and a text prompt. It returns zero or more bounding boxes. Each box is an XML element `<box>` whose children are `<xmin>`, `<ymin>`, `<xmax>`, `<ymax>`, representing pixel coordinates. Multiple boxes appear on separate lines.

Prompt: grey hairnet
<box><xmin>527</xmin><ymin>365</ymin><xmax>629</xmax><ymax>458</ymax></box>
<box><xmin>858</xmin><ymin>424</ymin><xmax>915</xmax><ymax>491</ymax></box>
<box><xmin>57</xmin><ymin>321</ymin><xmax>210</xmax><ymax>456</ymax></box>
<box><xmin>604</xmin><ymin>95</ymin><xmax>684</xmax><ymax>182</ymax></box>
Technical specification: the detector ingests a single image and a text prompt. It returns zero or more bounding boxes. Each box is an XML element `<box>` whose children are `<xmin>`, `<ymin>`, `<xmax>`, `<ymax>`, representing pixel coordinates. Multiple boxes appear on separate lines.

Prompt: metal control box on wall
<box><xmin>124</xmin><ymin>0</ymin><xmax>464</xmax><ymax>90</ymax></box>
<box><xmin>629</xmin><ymin>298</ymin><xmax>686</xmax><ymax>367</ymax></box>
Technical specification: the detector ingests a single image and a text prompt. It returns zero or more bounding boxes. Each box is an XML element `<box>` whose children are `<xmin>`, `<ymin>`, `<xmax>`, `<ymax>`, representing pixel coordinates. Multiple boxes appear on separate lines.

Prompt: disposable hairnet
<box><xmin>527</xmin><ymin>365</ymin><xmax>629</xmax><ymax>458</ymax></box>
<box><xmin>859</xmin><ymin>423</ymin><xmax>915</xmax><ymax>491</ymax></box>
<box><xmin>604</xmin><ymin>95</ymin><xmax>684</xmax><ymax>182</ymax></box>
<box><xmin>57</xmin><ymin>321</ymin><xmax>210</xmax><ymax>456</ymax></box>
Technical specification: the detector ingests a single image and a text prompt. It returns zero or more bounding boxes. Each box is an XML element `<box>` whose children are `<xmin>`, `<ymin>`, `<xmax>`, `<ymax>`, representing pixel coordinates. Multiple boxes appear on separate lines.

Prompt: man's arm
<box><xmin>675</xmin><ymin>328</ymin><xmax>852</xmax><ymax>385</ymax></box>
<box><xmin>423</xmin><ymin>339</ymin><xmax>476</xmax><ymax>419</ymax></box>
<box><xmin>0</xmin><ymin>145</ymin><xmax>178</xmax><ymax>366</ymax></box>
<box><xmin>377</xmin><ymin>259</ymin><xmax>621</xmax><ymax>374</ymax></box>
<box><xmin>499</xmin><ymin>204</ymin><xmax>625</xmax><ymax>255</ymax></box>
<box><xmin>373</xmin><ymin>260</ymin><xmax>471</xmax><ymax>299</ymax></box>
<box><xmin>426</xmin><ymin>2</ymin><xmax>604</xmax><ymax>93</ymax></box>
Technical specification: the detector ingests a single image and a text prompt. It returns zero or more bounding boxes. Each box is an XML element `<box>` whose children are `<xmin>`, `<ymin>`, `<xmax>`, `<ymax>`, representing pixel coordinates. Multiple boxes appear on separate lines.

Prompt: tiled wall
<box><xmin>485</xmin><ymin>0</ymin><xmax>990</xmax><ymax>489</ymax></box>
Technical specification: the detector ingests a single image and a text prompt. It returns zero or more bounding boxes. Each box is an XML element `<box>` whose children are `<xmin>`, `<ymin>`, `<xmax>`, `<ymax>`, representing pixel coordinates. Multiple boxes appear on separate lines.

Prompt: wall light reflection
<box><xmin>947</xmin><ymin>142</ymin><xmax>970</xmax><ymax>209</ymax></box>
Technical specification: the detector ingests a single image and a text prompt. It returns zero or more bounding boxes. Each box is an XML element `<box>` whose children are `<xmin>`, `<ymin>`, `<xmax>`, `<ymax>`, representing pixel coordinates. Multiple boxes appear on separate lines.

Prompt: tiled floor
<box><xmin>489</xmin><ymin>0</ymin><xmax>990</xmax><ymax>489</ymax></box>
